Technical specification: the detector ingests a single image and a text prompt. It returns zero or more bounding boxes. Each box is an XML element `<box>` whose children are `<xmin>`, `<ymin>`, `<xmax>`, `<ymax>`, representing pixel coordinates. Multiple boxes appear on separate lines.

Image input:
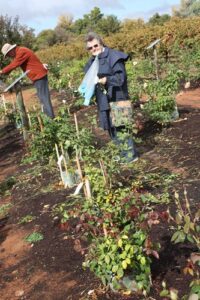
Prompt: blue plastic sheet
<box><xmin>78</xmin><ymin>56</ymin><xmax>99</xmax><ymax>106</ymax></box>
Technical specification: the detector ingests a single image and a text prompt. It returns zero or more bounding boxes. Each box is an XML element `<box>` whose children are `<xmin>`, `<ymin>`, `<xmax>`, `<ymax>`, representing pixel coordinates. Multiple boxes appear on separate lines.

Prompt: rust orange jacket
<box><xmin>2</xmin><ymin>46</ymin><xmax>47</xmax><ymax>82</ymax></box>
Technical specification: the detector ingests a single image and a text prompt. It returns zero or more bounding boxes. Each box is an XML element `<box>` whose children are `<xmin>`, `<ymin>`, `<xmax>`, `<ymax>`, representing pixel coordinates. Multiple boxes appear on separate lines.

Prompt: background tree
<box><xmin>0</xmin><ymin>15</ymin><xmax>35</xmax><ymax>68</ymax></box>
<box><xmin>54</xmin><ymin>26</ymin><xmax>73</xmax><ymax>44</ymax></box>
<box><xmin>54</xmin><ymin>14</ymin><xmax>73</xmax><ymax>43</ymax></box>
<box><xmin>148</xmin><ymin>13</ymin><xmax>171</xmax><ymax>25</ymax></box>
<box><xmin>36</xmin><ymin>29</ymin><xmax>57</xmax><ymax>49</ymax></box>
<box><xmin>173</xmin><ymin>0</ymin><xmax>200</xmax><ymax>17</ymax></box>
<box><xmin>72</xmin><ymin>7</ymin><xmax>103</xmax><ymax>34</ymax></box>
<box><xmin>72</xmin><ymin>7</ymin><xmax>121</xmax><ymax>36</ymax></box>
<box><xmin>98</xmin><ymin>15</ymin><xmax>121</xmax><ymax>35</ymax></box>
<box><xmin>85</xmin><ymin>6</ymin><xmax>104</xmax><ymax>30</ymax></box>
<box><xmin>121</xmin><ymin>19</ymin><xmax>146</xmax><ymax>33</ymax></box>
<box><xmin>54</xmin><ymin>14</ymin><xmax>74</xmax><ymax>43</ymax></box>
<box><xmin>0</xmin><ymin>15</ymin><xmax>35</xmax><ymax>46</ymax></box>
<box><xmin>57</xmin><ymin>14</ymin><xmax>73</xmax><ymax>29</ymax></box>
<box><xmin>20</xmin><ymin>25</ymin><xmax>36</xmax><ymax>49</ymax></box>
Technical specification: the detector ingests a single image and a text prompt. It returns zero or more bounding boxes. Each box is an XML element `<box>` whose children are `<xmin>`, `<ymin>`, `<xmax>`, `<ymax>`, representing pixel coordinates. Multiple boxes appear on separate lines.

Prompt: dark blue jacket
<box><xmin>84</xmin><ymin>47</ymin><xmax>129</xmax><ymax>129</ymax></box>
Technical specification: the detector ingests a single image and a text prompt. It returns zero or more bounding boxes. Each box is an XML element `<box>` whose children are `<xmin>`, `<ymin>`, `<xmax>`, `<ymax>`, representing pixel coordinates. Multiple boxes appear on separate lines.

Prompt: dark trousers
<box><xmin>34</xmin><ymin>75</ymin><xmax>54</xmax><ymax>118</ymax></box>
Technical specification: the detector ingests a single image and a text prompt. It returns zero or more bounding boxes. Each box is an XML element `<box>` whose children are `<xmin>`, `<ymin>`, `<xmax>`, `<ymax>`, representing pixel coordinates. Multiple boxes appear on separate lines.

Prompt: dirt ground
<box><xmin>0</xmin><ymin>86</ymin><xmax>200</xmax><ymax>300</ymax></box>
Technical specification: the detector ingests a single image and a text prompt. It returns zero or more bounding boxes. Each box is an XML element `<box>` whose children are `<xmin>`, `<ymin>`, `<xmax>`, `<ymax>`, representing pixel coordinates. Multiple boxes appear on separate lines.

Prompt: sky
<box><xmin>1</xmin><ymin>0</ymin><xmax>181</xmax><ymax>34</ymax></box>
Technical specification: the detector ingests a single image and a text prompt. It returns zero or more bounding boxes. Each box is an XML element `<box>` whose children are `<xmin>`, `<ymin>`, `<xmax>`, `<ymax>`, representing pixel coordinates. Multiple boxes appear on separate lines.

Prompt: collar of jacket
<box><xmin>98</xmin><ymin>47</ymin><xmax>109</xmax><ymax>59</ymax></box>
<box><xmin>90</xmin><ymin>47</ymin><xmax>109</xmax><ymax>61</ymax></box>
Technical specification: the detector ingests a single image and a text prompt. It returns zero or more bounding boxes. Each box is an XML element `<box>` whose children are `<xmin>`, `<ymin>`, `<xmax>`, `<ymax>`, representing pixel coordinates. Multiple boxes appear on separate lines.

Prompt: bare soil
<box><xmin>0</xmin><ymin>86</ymin><xmax>200</xmax><ymax>300</ymax></box>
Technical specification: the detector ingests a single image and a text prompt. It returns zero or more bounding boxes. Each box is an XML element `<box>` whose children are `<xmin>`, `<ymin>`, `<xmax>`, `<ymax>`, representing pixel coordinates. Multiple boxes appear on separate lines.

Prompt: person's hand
<box><xmin>0</xmin><ymin>70</ymin><xmax>3</xmax><ymax>74</ymax></box>
<box><xmin>43</xmin><ymin>63</ymin><xmax>48</xmax><ymax>70</ymax></box>
<box><xmin>98</xmin><ymin>77</ymin><xmax>107</xmax><ymax>85</ymax></box>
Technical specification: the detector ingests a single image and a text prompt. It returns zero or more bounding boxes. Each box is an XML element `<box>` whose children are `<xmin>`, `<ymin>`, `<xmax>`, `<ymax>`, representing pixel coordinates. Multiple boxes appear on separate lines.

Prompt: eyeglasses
<box><xmin>87</xmin><ymin>44</ymin><xmax>99</xmax><ymax>51</ymax></box>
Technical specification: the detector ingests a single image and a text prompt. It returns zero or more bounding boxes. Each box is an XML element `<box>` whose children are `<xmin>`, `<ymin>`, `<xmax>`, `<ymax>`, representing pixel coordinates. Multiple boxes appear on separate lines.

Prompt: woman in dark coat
<box><xmin>84</xmin><ymin>32</ymin><xmax>138</xmax><ymax>163</ymax></box>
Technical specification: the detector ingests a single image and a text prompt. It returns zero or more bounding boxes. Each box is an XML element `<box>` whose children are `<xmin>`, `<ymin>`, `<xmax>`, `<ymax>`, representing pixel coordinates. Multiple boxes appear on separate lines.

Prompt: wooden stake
<box><xmin>37</xmin><ymin>114</ymin><xmax>44</xmax><ymax>131</ymax></box>
<box><xmin>55</xmin><ymin>143</ymin><xmax>60</xmax><ymax>161</ymax></box>
<box><xmin>11</xmin><ymin>94</ymin><xmax>15</xmax><ymax>108</ymax></box>
<box><xmin>75</xmin><ymin>150</ymin><xmax>83</xmax><ymax>180</ymax></box>
<box><xmin>1</xmin><ymin>94</ymin><xmax>7</xmax><ymax>113</ymax></box>
<box><xmin>75</xmin><ymin>150</ymin><xmax>88</xmax><ymax>198</ymax></box>
<box><xmin>74</xmin><ymin>112</ymin><xmax>83</xmax><ymax>158</ymax></box>
<box><xmin>60</xmin><ymin>143</ymin><xmax>68</xmax><ymax>173</ymax></box>
<box><xmin>12</xmin><ymin>101</ymin><xmax>16</xmax><ymax>112</ymax></box>
<box><xmin>103</xmin><ymin>223</ymin><xmax>108</xmax><ymax>237</ymax></box>
<box><xmin>99</xmin><ymin>160</ymin><xmax>107</xmax><ymax>185</ymax></box>
<box><xmin>74</xmin><ymin>113</ymin><xmax>79</xmax><ymax>136</ymax></box>
<box><xmin>85</xmin><ymin>177</ymin><xmax>92</xmax><ymax>198</ymax></box>
<box><xmin>26</xmin><ymin>109</ymin><xmax>32</xmax><ymax>127</ymax></box>
<box><xmin>60</xmin><ymin>143</ymin><xmax>70</xmax><ymax>162</ymax></box>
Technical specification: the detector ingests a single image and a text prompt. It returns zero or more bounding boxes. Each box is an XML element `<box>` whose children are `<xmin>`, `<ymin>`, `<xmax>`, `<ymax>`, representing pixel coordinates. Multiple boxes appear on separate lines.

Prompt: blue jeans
<box><xmin>34</xmin><ymin>75</ymin><xmax>55</xmax><ymax>118</ymax></box>
<box><xmin>109</xmin><ymin>126</ymin><xmax>138</xmax><ymax>163</ymax></box>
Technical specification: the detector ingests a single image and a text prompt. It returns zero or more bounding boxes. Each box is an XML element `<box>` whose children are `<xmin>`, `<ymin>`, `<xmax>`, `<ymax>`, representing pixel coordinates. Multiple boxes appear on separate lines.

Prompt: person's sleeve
<box><xmin>106</xmin><ymin>60</ymin><xmax>126</xmax><ymax>87</ymax></box>
<box><xmin>2</xmin><ymin>50</ymin><xmax>29</xmax><ymax>74</ymax></box>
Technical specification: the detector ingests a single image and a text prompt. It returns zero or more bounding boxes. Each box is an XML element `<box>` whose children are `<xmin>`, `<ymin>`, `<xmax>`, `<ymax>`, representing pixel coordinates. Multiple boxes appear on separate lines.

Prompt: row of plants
<box><xmin>49</xmin><ymin>127</ymin><xmax>171</xmax><ymax>295</ymax></box>
<box><xmin>4</xmin><ymin>103</ymin><xmax>198</xmax><ymax>298</ymax></box>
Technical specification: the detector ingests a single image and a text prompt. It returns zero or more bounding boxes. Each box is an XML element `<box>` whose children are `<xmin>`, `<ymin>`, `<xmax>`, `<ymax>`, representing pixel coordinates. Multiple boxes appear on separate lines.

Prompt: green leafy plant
<box><xmin>170</xmin><ymin>189</ymin><xmax>200</xmax><ymax>249</ymax></box>
<box><xmin>26</xmin><ymin>107</ymin><xmax>95</xmax><ymax>164</ymax></box>
<box><xmin>24</xmin><ymin>232</ymin><xmax>44</xmax><ymax>243</ymax></box>
<box><xmin>0</xmin><ymin>176</ymin><xmax>16</xmax><ymax>196</ymax></box>
<box><xmin>169</xmin><ymin>189</ymin><xmax>200</xmax><ymax>300</ymax></box>
<box><xmin>142</xmin><ymin>66</ymin><xmax>184</xmax><ymax>124</ymax></box>
<box><xmin>59</xmin><ymin>176</ymin><xmax>161</xmax><ymax>294</ymax></box>
<box><xmin>160</xmin><ymin>281</ymin><xmax>179</xmax><ymax>299</ymax></box>
<box><xmin>18</xmin><ymin>215</ymin><xmax>36</xmax><ymax>224</ymax></box>
<box><xmin>143</xmin><ymin>95</ymin><xmax>176</xmax><ymax>124</ymax></box>
<box><xmin>189</xmin><ymin>279</ymin><xmax>200</xmax><ymax>298</ymax></box>
<box><xmin>0</xmin><ymin>203</ymin><xmax>12</xmax><ymax>218</ymax></box>
<box><xmin>83</xmin><ymin>229</ymin><xmax>152</xmax><ymax>294</ymax></box>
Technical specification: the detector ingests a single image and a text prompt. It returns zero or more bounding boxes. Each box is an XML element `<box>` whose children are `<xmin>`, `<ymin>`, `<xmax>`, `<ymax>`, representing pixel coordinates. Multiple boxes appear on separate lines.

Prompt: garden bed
<box><xmin>0</xmin><ymin>92</ymin><xmax>199</xmax><ymax>299</ymax></box>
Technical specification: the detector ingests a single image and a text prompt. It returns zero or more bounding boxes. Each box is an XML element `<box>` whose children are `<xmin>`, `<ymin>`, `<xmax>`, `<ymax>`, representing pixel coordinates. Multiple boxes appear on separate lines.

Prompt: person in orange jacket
<box><xmin>0</xmin><ymin>43</ymin><xmax>55</xmax><ymax>118</ymax></box>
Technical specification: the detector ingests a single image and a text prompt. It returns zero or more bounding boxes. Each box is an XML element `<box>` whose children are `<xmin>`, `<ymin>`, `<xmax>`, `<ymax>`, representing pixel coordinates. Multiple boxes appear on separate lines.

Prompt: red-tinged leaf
<box><xmin>148</xmin><ymin>211</ymin><xmax>159</xmax><ymax>220</ymax></box>
<box><xmin>128</xmin><ymin>206</ymin><xmax>140</xmax><ymax>218</ymax></box>
<box><xmin>145</xmin><ymin>237</ymin><xmax>152</xmax><ymax>249</ymax></box>
<box><xmin>59</xmin><ymin>222</ymin><xmax>69</xmax><ymax>231</ymax></box>
<box><xmin>159</xmin><ymin>211</ymin><xmax>169</xmax><ymax>222</ymax></box>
